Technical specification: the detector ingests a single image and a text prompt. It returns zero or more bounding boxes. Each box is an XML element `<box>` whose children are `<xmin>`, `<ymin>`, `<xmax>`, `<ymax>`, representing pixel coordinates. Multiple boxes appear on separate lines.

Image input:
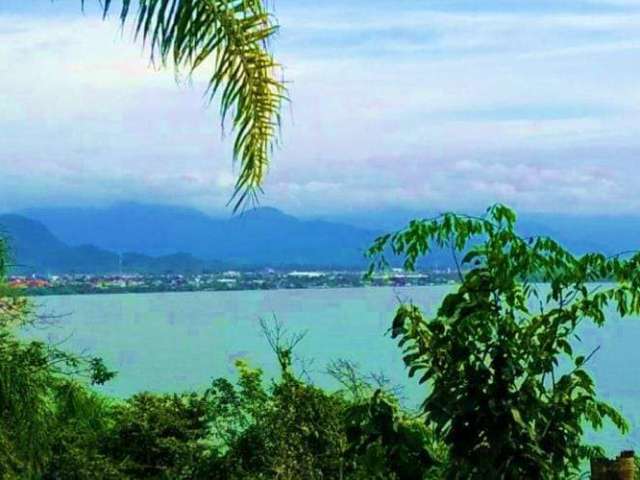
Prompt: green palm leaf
<box><xmin>82</xmin><ymin>0</ymin><xmax>286</xmax><ymax>211</ymax></box>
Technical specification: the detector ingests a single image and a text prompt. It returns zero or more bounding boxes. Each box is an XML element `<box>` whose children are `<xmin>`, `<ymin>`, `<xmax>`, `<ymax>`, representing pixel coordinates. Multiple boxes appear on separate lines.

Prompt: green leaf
<box><xmin>510</xmin><ymin>408</ymin><xmax>527</xmax><ymax>430</ymax></box>
<box><xmin>98</xmin><ymin>0</ymin><xmax>287</xmax><ymax>212</ymax></box>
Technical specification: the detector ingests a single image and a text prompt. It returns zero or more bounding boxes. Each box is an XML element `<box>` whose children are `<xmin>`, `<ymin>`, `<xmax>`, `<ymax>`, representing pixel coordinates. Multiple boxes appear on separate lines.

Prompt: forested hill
<box><xmin>1</xmin><ymin>205</ymin><xmax>385</xmax><ymax>273</ymax></box>
<box><xmin>20</xmin><ymin>203</ymin><xmax>382</xmax><ymax>269</ymax></box>
<box><xmin>0</xmin><ymin>214</ymin><xmax>227</xmax><ymax>275</ymax></box>
<box><xmin>11</xmin><ymin>202</ymin><xmax>640</xmax><ymax>275</ymax></box>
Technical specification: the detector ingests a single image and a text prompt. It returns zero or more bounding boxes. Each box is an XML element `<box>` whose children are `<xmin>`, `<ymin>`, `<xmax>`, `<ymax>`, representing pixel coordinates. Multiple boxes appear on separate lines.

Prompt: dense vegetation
<box><xmin>0</xmin><ymin>231</ymin><xmax>443</xmax><ymax>479</ymax></box>
<box><xmin>0</xmin><ymin>207</ymin><xmax>381</xmax><ymax>275</ymax></box>
<box><xmin>0</xmin><ymin>298</ymin><xmax>443</xmax><ymax>478</ymax></box>
<box><xmin>2</xmin><ymin>205</ymin><xmax>640</xmax><ymax>478</ymax></box>
<box><xmin>369</xmin><ymin>204</ymin><xmax>640</xmax><ymax>478</ymax></box>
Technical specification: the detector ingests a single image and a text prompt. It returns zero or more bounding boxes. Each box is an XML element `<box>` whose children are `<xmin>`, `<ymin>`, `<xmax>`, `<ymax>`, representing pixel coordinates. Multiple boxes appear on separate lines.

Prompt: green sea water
<box><xmin>26</xmin><ymin>286</ymin><xmax>640</xmax><ymax>456</ymax></box>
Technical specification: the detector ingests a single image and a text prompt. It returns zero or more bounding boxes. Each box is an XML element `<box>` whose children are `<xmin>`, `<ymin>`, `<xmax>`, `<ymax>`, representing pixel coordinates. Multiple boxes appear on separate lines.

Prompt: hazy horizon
<box><xmin>10</xmin><ymin>199</ymin><xmax>640</xmax><ymax>223</ymax></box>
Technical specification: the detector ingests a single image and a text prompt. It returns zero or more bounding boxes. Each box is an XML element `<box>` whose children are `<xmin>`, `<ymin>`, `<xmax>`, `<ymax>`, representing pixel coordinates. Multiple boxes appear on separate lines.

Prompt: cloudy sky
<box><xmin>2</xmin><ymin>0</ymin><xmax>640</xmax><ymax>216</ymax></box>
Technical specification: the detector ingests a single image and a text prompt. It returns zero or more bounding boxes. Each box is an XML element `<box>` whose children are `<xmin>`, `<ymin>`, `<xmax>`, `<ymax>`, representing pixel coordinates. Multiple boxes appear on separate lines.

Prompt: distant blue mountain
<box><xmin>15</xmin><ymin>202</ymin><xmax>640</xmax><ymax>274</ymax></box>
<box><xmin>20</xmin><ymin>203</ymin><xmax>380</xmax><ymax>269</ymax></box>
<box><xmin>0</xmin><ymin>214</ymin><xmax>227</xmax><ymax>275</ymax></box>
<box><xmin>517</xmin><ymin>213</ymin><xmax>640</xmax><ymax>256</ymax></box>
<box><xmin>0</xmin><ymin>214</ymin><xmax>116</xmax><ymax>274</ymax></box>
<box><xmin>23</xmin><ymin>202</ymin><xmax>217</xmax><ymax>257</ymax></box>
<box><xmin>324</xmin><ymin>209</ymin><xmax>640</xmax><ymax>256</ymax></box>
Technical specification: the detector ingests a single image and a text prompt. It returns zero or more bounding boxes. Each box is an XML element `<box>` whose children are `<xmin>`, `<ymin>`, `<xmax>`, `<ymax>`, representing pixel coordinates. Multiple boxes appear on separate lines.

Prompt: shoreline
<box><xmin>21</xmin><ymin>280</ymin><xmax>457</xmax><ymax>297</ymax></box>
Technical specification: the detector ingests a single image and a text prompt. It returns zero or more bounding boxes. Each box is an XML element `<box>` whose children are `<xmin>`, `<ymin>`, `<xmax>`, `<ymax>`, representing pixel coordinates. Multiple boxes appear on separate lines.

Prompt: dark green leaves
<box><xmin>370</xmin><ymin>203</ymin><xmax>639</xmax><ymax>478</ymax></box>
<box><xmin>345</xmin><ymin>390</ymin><xmax>441</xmax><ymax>479</ymax></box>
<box><xmin>88</xmin><ymin>357</ymin><xmax>117</xmax><ymax>385</ymax></box>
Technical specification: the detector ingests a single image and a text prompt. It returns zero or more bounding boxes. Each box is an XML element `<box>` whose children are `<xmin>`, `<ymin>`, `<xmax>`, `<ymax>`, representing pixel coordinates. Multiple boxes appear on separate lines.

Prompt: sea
<box><xmin>25</xmin><ymin>286</ymin><xmax>640</xmax><ymax>456</ymax></box>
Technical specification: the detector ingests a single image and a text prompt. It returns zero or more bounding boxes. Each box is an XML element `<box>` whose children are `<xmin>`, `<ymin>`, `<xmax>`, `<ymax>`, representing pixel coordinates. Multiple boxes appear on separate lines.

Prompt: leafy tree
<box><xmin>344</xmin><ymin>390</ymin><xmax>444</xmax><ymax>480</ymax></box>
<box><xmin>0</xmin><ymin>239</ymin><xmax>117</xmax><ymax>479</ymax></box>
<box><xmin>72</xmin><ymin>0</ymin><xmax>286</xmax><ymax>210</ymax></box>
<box><xmin>368</xmin><ymin>204</ymin><xmax>640</xmax><ymax>479</ymax></box>
<box><xmin>104</xmin><ymin>392</ymin><xmax>211</xmax><ymax>479</ymax></box>
<box><xmin>204</xmin><ymin>321</ymin><xmax>444</xmax><ymax>480</ymax></box>
<box><xmin>206</xmin><ymin>351</ymin><xmax>348</xmax><ymax>479</ymax></box>
<box><xmin>42</xmin><ymin>385</ymin><xmax>123</xmax><ymax>480</ymax></box>
<box><xmin>255</xmin><ymin>376</ymin><xmax>347</xmax><ymax>479</ymax></box>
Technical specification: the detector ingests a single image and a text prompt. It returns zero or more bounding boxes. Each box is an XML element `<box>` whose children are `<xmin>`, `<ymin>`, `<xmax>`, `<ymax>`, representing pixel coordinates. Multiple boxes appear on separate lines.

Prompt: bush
<box><xmin>369</xmin><ymin>204</ymin><xmax>638</xmax><ymax>478</ymax></box>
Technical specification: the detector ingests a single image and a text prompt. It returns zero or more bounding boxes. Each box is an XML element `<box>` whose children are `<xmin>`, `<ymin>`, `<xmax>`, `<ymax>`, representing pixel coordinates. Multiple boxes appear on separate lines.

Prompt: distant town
<box><xmin>8</xmin><ymin>268</ymin><xmax>460</xmax><ymax>296</ymax></box>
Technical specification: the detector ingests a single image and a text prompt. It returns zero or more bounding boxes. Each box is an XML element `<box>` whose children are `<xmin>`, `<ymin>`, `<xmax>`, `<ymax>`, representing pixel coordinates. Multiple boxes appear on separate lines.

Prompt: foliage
<box><xmin>368</xmin><ymin>203</ymin><xmax>640</xmax><ymax>479</ymax></box>
<box><xmin>0</xmin><ymin>238</ymin><xmax>116</xmax><ymax>479</ymax></box>
<box><xmin>105</xmin><ymin>392</ymin><xmax>211</xmax><ymax>479</ymax></box>
<box><xmin>0</xmin><ymin>243</ymin><xmax>442</xmax><ymax>480</ymax></box>
<box><xmin>344</xmin><ymin>390</ymin><xmax>445</xmax><ymax>480</ymax></box>
<box><xmin>0</xmin><ymin>333</ymin><xmax>117</xmax><ymax>478</ymax></box>
<box><xmin>42</xmin><ymin>386</ymin><xmax>123</xmax><ymax>480</ymax></box>
<box><xmin>206</xmin><ymin>357</ymin><xmax>444</xmax><ymax>480</ymax></box>
<box><xmin>79</xmin><ymin>0</ymin><xmax>286</xmax><ymax>210</ymax></box>
<box><xmin>218</xmin><ymin>372</ymin><xmax>347</xmax><ymax>479</ymax></box>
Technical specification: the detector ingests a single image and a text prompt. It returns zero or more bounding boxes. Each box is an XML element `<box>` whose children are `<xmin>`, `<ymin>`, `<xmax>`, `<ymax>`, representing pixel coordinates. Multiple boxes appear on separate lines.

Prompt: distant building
<box><xmin>287</xmin><ymin>271</ymin><xmax>324</xmax><ymax>278</ymax></box>
<box><xmin>9</xmin><ymin>278</ymin><xmax>50</xmax><ymax>288</ymax></box>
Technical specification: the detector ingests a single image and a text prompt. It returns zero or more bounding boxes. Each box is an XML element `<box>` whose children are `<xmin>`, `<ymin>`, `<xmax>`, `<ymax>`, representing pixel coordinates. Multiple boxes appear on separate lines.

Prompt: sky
<box><xmin>2</xmin><ymin>0</ymin><xmax>640</xmax><ymax>216</ymax></box>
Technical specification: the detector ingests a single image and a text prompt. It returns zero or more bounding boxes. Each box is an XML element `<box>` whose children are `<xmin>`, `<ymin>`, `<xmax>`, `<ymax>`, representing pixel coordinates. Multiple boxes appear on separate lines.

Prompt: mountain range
<box><xmin>0</xmin><ymin>214</ymin><xmax>228</xmax><ymax>275</ymax></box>
<box><xmin>2</xmin><ymin>204</ymin><xmax>381</xmax><ymax>274</ymax></box>
<box><xmin>325</xmin><ymin>209</ymin><xmax>640</xmax><ymax>256</ymax></box>
<box><xmin>21</xmin><ymin>203</ymin><xmax>378</xmax><ymax>267</ymax></box>
<box><xmin>2</xmin><ymin>202</ymin><xmax>640</xmax><ymax>275</ymax></box>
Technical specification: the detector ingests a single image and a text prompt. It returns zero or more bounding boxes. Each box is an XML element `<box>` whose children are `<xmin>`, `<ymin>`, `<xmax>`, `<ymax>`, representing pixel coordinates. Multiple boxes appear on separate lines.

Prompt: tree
<box><xmin>0</xmin><ymin>240</ymin><xmax>117</xmax><ymax>478</ymax></box>
<box><xmin>77</xmin><ymin>0</ymin><xmax>286</xmax><ymax>210</ymax></box>
<box><xmin>368</xmin><ymin>204</ymin><xmax>639</xmax><ymax>479</ymax></box>
<box><xmin>104</xmin><ymin>392</ymin><xmax>211</xmax><ymax>479</ymax></box>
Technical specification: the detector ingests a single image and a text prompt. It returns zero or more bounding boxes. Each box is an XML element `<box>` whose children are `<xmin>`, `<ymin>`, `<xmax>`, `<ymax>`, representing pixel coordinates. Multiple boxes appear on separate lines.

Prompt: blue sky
<box><xmin>2</xmin><ymin>0</ymin><xmax>640</xmax><ymax>215</ymax></box>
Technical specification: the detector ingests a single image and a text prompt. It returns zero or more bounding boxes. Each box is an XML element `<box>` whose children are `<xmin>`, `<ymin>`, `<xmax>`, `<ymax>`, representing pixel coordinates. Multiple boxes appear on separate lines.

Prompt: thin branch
<box><xmin>449</xmin><ymin>236</ymin><xmax>464</xmax><ymax>283</ymax></box>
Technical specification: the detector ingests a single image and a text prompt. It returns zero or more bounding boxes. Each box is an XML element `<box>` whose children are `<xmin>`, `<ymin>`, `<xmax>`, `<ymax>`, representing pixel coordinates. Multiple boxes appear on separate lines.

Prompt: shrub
<box><xmin>369</xmin><ymin>204</ymin><xmax>639</xmax><ymax>478</ymax></box>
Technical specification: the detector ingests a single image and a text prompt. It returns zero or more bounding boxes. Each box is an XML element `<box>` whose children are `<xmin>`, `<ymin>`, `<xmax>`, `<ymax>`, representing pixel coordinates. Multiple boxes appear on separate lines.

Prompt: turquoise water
<box><xmin>26</xmin><ymin>286</ymin><xmax>640</xmax><ymax>455</ymax></box>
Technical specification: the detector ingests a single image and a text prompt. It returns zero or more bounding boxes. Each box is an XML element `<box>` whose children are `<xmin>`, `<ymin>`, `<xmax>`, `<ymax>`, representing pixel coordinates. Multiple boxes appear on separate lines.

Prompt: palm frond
<box><xmin>83</xmin><ymin>0</ymin><xmax>286</xmax><ymax>211</ymax></box>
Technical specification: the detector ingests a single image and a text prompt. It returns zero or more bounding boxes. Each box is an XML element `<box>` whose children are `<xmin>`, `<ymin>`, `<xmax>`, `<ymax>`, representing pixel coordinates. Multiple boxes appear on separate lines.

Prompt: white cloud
<box><xmin>2</xmin><ymin>3</ymin><xmax>640</xmax><ymax>215</ymax></box>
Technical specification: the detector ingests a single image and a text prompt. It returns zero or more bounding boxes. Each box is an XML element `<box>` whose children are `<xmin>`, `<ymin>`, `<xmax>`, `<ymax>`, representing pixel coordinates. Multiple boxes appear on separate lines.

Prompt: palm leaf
<box><xmin>81</xmin><ymin>0</ymin><xmax>286</xmax><ymax>211</ymax></box>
